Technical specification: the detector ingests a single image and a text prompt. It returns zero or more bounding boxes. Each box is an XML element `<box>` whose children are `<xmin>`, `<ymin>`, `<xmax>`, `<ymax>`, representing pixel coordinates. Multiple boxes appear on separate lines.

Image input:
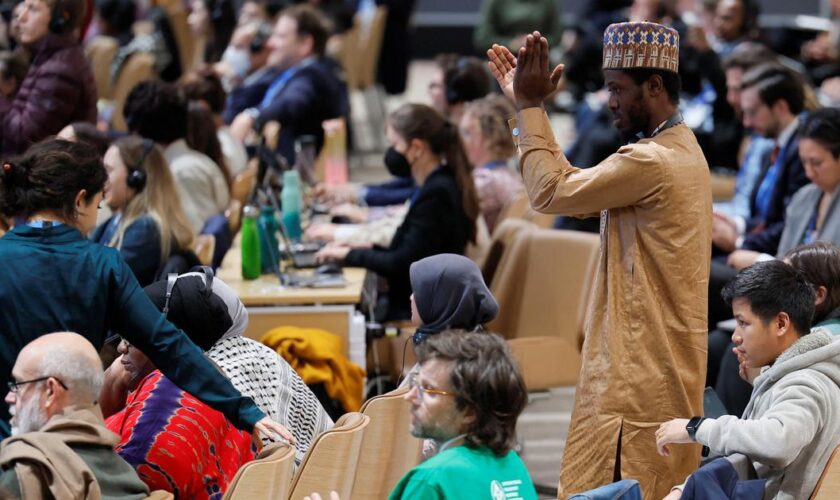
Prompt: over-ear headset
<box><xmin>250</xmin><ymin>23</ymin><xmax>273</xmax><ymax>54</ymax></box>
<box><xmin>126</xmin><ymin>139</ymin><xmax>155</xmax><ymax>192</ymax></box>
<box><xmin>445</xmin><ymin>57</ymin><xmax>491</xmax><ymax>105</ymax></box>
<box><xmin>48</xmin><ymin>0</ymin><xmax>69</xmax><ymax>34</ymax></box>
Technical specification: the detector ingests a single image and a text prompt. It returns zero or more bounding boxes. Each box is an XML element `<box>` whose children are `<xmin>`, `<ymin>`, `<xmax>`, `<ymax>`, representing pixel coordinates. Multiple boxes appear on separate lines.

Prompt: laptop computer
<box><xmin>276</xmin><ymin>219</ymin><xmax>321</xmax><ymax>268</ymax></box>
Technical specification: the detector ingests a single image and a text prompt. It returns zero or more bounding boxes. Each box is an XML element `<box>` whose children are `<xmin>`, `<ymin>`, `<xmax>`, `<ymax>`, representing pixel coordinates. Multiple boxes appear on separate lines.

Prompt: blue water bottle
<box><xmin>281</xmin><ymin>170</ymin><xmax>303</xmax><ymax>241</ymax></box>
<box><xmin>258</xmin><ymin>205</ymin><xmax>280</xmax><ymax>274</ymax></box>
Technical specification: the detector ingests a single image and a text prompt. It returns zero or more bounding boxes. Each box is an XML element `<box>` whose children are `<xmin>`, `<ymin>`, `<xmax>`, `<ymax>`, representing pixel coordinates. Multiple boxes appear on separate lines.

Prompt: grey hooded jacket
<box><xmin>696</xmin><ymin>330</ymin><xmax>840</xmax><ymax>499</ymax></box>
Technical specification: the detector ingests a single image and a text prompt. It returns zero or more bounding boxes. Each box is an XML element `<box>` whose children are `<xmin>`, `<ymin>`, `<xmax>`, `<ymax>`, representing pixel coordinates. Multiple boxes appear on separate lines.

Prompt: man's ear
<box><xmin>776</xmin><ymin>311</ymin><xmax>792</xmax><ymax>337</ymax></box>
<box><xmin>42</xmin><ymin>378</ymin><xmax>62</xmax><ymax>410</ymax></box>
<box><xmin>646</xmin><ymin>74</ymin><xmax>664</xmax><ymax>98</ymax></box>
<box><xmin>461</xmin><ymin>406</ymin><xmax>478</xmax><ymax>429</ymax></box>
<box><xmin>300</xmin><ymin>34</ymin><xmax>315</xmax><ymax>57</ymax></box>
<box><xmin>815</xmin><ymin>286</ymin><xmax>828</xmax><ymax>308</ymax></box>
<box><xmin>770</xmin><ymin>98</ymin><xmax>791</xmax><ymax>119</ymax></box>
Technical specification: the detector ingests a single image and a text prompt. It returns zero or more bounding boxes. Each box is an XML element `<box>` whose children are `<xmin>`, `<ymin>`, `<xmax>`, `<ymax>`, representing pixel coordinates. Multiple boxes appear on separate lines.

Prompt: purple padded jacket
<box><xmin>0</xmin><ymin>33</ymin><xmax>97</xmax><ymax>155</ymax></box>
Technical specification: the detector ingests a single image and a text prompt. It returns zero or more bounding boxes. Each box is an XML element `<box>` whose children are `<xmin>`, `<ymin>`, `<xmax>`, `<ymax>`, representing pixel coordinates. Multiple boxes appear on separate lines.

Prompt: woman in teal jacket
<box><xmin>0</xmin><ymin>138</ymin><xmax>292</xmax><ymax>441</ymax></box>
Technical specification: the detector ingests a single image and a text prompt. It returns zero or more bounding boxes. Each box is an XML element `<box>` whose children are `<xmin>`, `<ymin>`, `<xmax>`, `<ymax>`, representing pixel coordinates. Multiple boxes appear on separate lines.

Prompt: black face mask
<box><xmin>384</xmin><ymin>146</ymin><xmax>412</xmax><ymax>178</ymax></box>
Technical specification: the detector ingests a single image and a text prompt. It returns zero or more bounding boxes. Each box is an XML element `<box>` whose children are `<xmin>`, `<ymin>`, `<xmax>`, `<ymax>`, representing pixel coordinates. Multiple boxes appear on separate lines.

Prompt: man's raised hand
<box><xmin>514</xmin><ymin>32</ymin><xmax>564</xmax><ymax>110</ymax></box>
<box><xmin>487</xmin><ymin>43</ymin><xmax>518</xmax><ymax>103</ymax></box>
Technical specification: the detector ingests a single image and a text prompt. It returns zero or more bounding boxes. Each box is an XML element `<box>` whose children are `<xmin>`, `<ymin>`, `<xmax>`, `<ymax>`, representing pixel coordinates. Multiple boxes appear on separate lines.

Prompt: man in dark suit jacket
<box><xmin>708</xmin><ymin>64</ymin><xmax>809</xmax><ymax>328</ymax></box>
<box><xmin>712</xmin><ymin>64</ymin><xmax>809</xmax><ymax>258</ymax></box>
<box><xmin>229</xmin><ymin>4</ymin><xmax>347</xmax><ymax>166</ymax></box>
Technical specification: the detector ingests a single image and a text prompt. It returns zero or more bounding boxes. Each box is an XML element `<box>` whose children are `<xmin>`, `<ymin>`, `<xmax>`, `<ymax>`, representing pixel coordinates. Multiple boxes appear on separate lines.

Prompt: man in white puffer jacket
<box><xmin>656</xmin><ymin>260</ymin><xmax>840</xmax><ymax>499</ymax></box>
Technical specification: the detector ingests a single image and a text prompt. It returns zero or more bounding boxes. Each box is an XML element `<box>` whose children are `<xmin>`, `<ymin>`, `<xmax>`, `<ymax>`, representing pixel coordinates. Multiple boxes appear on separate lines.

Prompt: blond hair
<box><xmin>462</xmin><ymin>95</ymin><xmax>516</xmax><ymax>160</ymax></box>
<box><xmin>109</xmin><ymin>137</ymin><xmax>195</xmax><ymax>263</ymax></box>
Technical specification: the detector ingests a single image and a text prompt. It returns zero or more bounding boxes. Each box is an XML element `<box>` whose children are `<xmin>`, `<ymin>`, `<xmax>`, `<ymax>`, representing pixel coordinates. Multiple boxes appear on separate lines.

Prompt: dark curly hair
<box><xmin>416</xmin><ymin>330</ymin><xmax>526</xmax><ymax>456</ymax></box>
<box><xmin>0</xmin><ymin>139</ymin><xmax>107</xmax><ymax>220</ymax></box>
<box><xmin>123</xmin><ymin>80</ymin><xmax>187</xmax><ymax>144</ymax></box>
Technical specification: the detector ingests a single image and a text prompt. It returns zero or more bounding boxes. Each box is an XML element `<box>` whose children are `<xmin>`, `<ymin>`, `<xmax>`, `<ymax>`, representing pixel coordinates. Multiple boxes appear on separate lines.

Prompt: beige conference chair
<box><xmin>84</xmin><ymin>36</ymin><xmax>119</xmax><ymax>100</ymax></box>
<box><xmin>222</xmin><ymin>442</ymin><xmax>296</xmax><ymax>500</ymax></box>
<box><xmin>351</xmin><ymin>386</ymin><xmax>422</xmax><ymax>499</ymax></box>
<box><xmin>812</xmin><ymin>443</ymin><xmax>840</xmax><ymax>499</ymax></box>
<box><xmin>489</xmin><ymin>228</ymin><xmax>600</xmax><ymax>389</ymax></box>
<box><xmin>287</xmin><ymin>412</ymin><xmax>370</xmax><ymax>500</ymax></box>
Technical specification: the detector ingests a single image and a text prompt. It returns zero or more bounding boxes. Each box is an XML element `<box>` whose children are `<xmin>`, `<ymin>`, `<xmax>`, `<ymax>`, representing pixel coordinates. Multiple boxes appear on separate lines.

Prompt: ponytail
<box><xmin>442</xmin><ymin>121</ymin><xmax>479</xmax><ymax>243</ymax></box>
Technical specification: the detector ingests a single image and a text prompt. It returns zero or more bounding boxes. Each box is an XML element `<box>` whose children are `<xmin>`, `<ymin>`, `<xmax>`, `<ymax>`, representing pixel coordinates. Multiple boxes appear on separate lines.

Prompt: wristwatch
<box><xmin>686</xmin><ymin>416</ymin><xmax>706</xmax><ymax>441</ymax></box>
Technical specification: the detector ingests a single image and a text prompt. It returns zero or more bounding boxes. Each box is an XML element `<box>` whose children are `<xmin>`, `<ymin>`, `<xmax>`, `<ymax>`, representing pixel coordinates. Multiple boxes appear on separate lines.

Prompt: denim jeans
<box><xmin>568</xmin><ymin>479</ymin><xmax>643</xmax><ymax>500</ymax></box>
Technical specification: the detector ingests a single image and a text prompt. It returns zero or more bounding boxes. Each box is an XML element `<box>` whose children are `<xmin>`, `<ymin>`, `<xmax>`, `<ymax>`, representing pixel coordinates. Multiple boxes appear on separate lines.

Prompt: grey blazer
<box><xmin>776</xmin><ymin>183</ymin><xmax>840</xmax><ymax>257</ymax></box>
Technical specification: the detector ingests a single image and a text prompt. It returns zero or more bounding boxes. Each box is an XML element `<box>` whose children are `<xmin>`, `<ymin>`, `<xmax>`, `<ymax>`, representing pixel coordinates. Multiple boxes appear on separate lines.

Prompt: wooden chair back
<box><xmin>110</xmin><ymin>52</ymin><xmax>155</xmax><ymax>132</ymax></box>
<box><xmin>812</xmin><ymin>444</ymin><xmax>840</xmax><ymax>499</ymax></box>
<box><xmin>351</xmin><ymin>387</ymin><xmax>422</xmax><ymax>499</ymax></box>
<box><xmin>340</xmin><ymin>7</ymin><xmax>388</xmax><ymax>90</ymax></box>
<box><xmin>489</xmin><ymin>229</ymin><xmax>600</xmax><ymax>388</ymax></box>
<box><xmin>85</xmin><ymin>36</ymin><xmax>119</xmax><ymax>99</ymax></box>
<box><xmin>222</xmin><ymin>442</ymin><xmax>295</xmax><ymax>500</ymax></box>
<box><xmin>287</xmin><ymin>412</ymin><xmax>369</xmax><ymax>499</ymax></box>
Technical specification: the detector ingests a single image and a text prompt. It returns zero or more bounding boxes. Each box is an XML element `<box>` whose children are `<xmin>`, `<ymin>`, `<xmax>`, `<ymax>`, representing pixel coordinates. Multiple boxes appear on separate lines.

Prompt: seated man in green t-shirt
<box><xmin>307</xmin><ymin>329</ymin><xmax>538</xmax><ymax>500</ymax></box>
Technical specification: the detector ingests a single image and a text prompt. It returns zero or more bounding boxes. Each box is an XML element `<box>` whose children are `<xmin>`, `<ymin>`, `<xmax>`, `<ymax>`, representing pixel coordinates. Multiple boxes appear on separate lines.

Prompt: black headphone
<box><xmin>250</xmin><ymin>23</ymin><xmax>273</xmax><ymax>54</ymax></box>
<box><xmin>162</xmin><ymin>266</ymin><xmax>215</xmax><ymax>318</ymax></box>
<box><xmin>445</xmin><ymin>58</ymin><xmax>491</xmax><ymax>106</ymax></box>
<box><xmin>126</xmin><ymin>139</ymin><xmax>155</xmax><ymax>192</ymax></box>
<box><xmin>48</xmin><ymin>0</ymin><xmax>69</xmax><ymax>34</ymax></box>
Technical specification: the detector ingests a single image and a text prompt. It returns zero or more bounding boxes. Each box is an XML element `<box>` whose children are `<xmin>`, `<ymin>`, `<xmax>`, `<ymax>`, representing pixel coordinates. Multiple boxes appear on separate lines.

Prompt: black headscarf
<box><xmin>409</xmin><ymin>254</ymin><xmax>499</xmax><ymax>345</ymax></box>
<box><xmin>144</xmin><ymin>273</ymin><xmax>233</xmax><ymax>351</ymax></box>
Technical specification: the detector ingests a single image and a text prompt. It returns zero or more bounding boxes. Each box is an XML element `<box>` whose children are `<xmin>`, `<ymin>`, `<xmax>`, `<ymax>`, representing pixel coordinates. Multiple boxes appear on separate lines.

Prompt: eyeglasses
<box><xmin>7</xmin><ymin>376</ymin><xmax>68</xmax><ymax>393</ymax></box>
<box><xmin>408</xmin><ymin>373</ymin><xmax>457</xmax><ymax>401</ymax></box>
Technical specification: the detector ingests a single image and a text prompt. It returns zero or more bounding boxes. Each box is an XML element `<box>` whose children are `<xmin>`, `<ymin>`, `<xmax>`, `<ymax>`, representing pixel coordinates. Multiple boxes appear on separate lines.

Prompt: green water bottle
<box><xmin>241</xmin><ymin>205</ymin><xmax>261</xmax><ymax>280</ymax></box>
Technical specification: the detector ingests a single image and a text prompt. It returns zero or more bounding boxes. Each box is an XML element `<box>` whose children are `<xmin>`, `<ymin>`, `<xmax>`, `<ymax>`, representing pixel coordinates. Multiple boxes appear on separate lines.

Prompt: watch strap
<box><xmin>686</xmin><ymin>416</ymin><xmax>706</xmax><ymax>441</ymax></box>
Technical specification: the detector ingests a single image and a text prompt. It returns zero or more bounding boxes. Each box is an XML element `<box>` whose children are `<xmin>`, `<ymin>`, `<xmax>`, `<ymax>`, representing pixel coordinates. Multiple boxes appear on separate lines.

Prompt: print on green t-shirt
<box><xmin>388</xmin><ymin>445</ymin><xmax>538</xmax><ymax>499</ymax></box>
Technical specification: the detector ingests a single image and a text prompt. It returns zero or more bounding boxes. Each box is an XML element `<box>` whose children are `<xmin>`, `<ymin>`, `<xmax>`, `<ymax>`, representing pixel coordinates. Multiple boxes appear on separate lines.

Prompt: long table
<box><xmin>217</xmin><ymin>244</ymin><xmax>366</xmax><ymax>354</ymax></box>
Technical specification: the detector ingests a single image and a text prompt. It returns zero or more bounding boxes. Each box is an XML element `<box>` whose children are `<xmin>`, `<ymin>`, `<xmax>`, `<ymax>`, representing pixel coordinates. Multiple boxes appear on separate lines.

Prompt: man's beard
<box><xmin>9</xmin><ymin>398</ymin><xmax>48</xmax><ymax>436</ymax></box>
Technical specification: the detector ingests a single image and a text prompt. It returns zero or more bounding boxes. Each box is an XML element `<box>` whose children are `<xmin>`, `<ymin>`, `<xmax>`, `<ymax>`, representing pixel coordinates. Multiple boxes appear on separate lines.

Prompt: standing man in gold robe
<box><xmin>488</xmin><ymin>23</ymin><xmax>711</xmax><ymax>499</ymax></box>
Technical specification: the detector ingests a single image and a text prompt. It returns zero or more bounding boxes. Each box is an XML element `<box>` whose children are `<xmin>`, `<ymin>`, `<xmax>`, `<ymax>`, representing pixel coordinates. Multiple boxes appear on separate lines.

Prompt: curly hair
<box><xmin>416</xmin><ymin>330</ymin><xmax>526</xmax><ymax>456</ymax></box>
<box><xmin>123</xmin><ymin>80</ymin><xmax>187</xmax><ymax>144</ymax></box>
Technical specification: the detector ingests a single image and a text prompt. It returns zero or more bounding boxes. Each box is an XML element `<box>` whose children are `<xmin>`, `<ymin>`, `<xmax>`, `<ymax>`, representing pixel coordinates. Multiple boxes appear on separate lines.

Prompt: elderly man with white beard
<box><xmin>0</xmin><ymin>332</ymin><xmax>151</xmax><ymax>499</ymax></box>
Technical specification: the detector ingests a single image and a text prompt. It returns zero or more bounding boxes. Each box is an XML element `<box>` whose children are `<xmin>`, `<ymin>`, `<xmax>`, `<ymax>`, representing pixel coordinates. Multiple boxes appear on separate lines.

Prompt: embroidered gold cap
<box><xmin>602</xmin><ymin>22</ymin><xmax>680</xmax><ymax>73</ymax></box>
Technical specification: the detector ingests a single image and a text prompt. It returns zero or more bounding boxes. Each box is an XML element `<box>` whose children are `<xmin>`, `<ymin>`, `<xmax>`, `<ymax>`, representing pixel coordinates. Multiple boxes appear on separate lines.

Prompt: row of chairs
<box><xmin>84</xmin><ymin>0</ymin><xmax>206</xmax><ymax>132</ymax></box>
<box><xmin>224</xmin><ymin>386</ymin><xmax>422</xmax><ymax>499</ymax></box>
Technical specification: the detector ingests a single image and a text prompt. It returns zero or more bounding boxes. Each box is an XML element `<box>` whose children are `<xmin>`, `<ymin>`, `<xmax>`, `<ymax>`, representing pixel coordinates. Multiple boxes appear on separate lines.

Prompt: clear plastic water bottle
<box><xmin>241</xmin><ymin>205</ymin><xmax>262</xmax><ymax>280</ymax></box>
<box><xmin>281</xmin><ymin>170</ymin><xmax>303</xmax><ymax>241</ymax></box>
